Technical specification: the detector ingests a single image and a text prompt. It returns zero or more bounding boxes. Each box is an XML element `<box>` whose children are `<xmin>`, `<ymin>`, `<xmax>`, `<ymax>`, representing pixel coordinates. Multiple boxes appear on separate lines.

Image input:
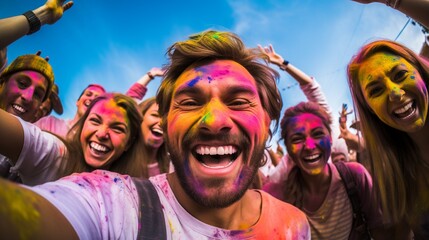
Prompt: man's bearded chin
<box><xmin>166</xmin><ymin>132</ymin><xmax>266</xmax><ymax>208</ymax></box>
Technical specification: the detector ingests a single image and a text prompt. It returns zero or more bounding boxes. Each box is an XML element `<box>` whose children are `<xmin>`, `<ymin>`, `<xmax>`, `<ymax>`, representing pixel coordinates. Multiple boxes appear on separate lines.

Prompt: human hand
<box><xmin>339</xmin><ymin>103</ymin><xmax>353</xmax><ymax>128</ymax></box>
<box><xmin>148</xmin><ymin>67</ymin><xmax>165</xmax><ymax>77</ymax></box>
<box><xmin>44</xmin><ymin>0</ymin><xmax>74</xmax><ymax>25</ymax></box>
<box><xmin>338</xmin><ymin>123</ymin><xmax>362</xmax><ymax>151</ymax></box>
<box><xmin>257</xmin><ymin>44</ymin><xmax>284</xmax><ymax>66</ymax></box>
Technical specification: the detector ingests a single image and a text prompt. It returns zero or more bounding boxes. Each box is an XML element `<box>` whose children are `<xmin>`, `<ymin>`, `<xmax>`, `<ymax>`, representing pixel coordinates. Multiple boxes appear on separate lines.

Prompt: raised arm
<box><xmin>0</xmin><ymin>178</ymin><xmax>77</xmax><ymax>239</ymax></box>
<box><xmin>351</xmin><ymin>0</ymin><xmax>429</xmax><ymax>29</ymax></box>
<box><xmin>0</xmin><ymin>0</ymin><xmax>73</xmax><ymax>49</ymax></box>
<box><xmin>258</xmin><ymin>44</ymin><xmax>313</xmax><ymax>86</ymax></box>
<box><xmin>338</xmin><ymin>103</ymin><xmax>365</xmax><ymax>151</ymax></box>
<box><xmin>126</xmin><ymin>67</ymin><xmax>164</xmax><ymax>102</ymax></box>
<box><xmin>258</xmin><ymin>44</ymin><xmax>332</xmax><ymax>115</ymax></box>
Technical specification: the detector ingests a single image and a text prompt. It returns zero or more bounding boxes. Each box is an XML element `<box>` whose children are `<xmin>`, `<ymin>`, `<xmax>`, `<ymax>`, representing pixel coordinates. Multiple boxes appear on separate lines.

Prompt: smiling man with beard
<box><xmin>0</xmin><ymin>30</ymin><xmax>310</xmax><ymax>239</ymax></box>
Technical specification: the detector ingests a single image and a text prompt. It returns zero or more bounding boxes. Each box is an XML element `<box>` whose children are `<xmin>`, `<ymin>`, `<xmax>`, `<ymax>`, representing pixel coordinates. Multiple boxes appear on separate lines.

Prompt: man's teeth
<box><xmin>12</xmin><ymin>104</ymin><xmax>26</xmax><ymax>113</ymax></box>
<box><xmin>394</xmin><ymin>102</ymin><xmax>413</xmax><ymax>114</ymax></box>
<box><xmin>90</xmin><ymin>142</ymin><xmax>109</xmax><ymax>152</ymax></box>
<box><xmin>196</xmin><ymin>146</ymin><xmax>237</xmax><ymax>155</ymax></box>
<box><xmin>304</xmin><ymin>154</ymin><xmax>320</xmax><ymax>160</ymax></box>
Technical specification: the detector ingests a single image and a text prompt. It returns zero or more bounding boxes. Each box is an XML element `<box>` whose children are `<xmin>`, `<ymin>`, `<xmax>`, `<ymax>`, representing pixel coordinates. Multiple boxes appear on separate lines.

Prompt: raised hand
<box><xmin>258</xmin><ymin>44</ymin><xmax>284</xmax><ymax>66</ymax></box>
<box><xmin>43</xmin><ymin>0</ymin><xmax>74</xmax><ymax>25</ymax></box>
<box><xmin>148</xmin><ymin>67</ymin><xmax>165</xmax><ymax>77</ymax></box>
<box><xmin>339</xmin><ymin>103</ymin><xmax>353</xmax><ymax>128</ymax></box>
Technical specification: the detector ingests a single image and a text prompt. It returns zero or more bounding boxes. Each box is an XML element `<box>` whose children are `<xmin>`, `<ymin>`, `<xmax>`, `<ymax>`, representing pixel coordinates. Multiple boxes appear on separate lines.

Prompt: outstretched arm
<box><xmin>351</xmin><ymin>0</ymin><xmax>429</xmax><ymax>29</ymax></box>
<box><xmin>0</xmin><ymin>0</ymin><xmax>73</xmax><ymax>49</ymax></box>
<box><xmin>0</xmin><ymin>178</ymin><xmax>77</xmax><ymax>239</ymax></box>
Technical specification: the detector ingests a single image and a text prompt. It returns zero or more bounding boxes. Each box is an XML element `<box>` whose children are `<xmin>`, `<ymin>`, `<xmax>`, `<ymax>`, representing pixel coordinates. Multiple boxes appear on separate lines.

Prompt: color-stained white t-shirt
<box><xmin>30</xmin><ymin>171</ymin><xmax>311</xmax><ymax>239</ymax></box>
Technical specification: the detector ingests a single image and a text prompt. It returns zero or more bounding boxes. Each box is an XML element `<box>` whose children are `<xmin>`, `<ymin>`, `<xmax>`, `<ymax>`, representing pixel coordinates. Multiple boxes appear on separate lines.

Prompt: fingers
<box><xmin>269</xmin><ymin>44</ymin><xmax>274</xmax><ymax>53</ymax></box>
<box><xmin>257</xmin><ymin>44</ymin><xmax>265</xmax><ymax>53</ymax></box>
<box><xmin>63</xmin><ymin>1</ymin><xmax>74</xmax><ymax>11</ymax></box>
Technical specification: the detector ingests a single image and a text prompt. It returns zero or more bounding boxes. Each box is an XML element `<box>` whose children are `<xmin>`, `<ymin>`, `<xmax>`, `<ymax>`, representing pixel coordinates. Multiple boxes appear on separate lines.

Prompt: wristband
<box><xmin>282</xmin><ymin>60</ymin><xmax>289</xmax><ymax>67</ymax></box>
<box><xmin>147</xmin><ymin>71</ymin><xmax>155</xmax><ymax>80</ymax></box>
<box><xmin>22</xmin><ymin>11</ymin><xmax>41</xmax><ymax>35</ymax></box>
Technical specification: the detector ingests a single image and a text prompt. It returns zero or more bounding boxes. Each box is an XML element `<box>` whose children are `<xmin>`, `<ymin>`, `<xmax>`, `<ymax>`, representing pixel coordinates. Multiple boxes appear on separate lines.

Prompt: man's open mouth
<box><xmin>193</xmin><ymin>145</ymin><xmax>241</xmax><ymax>169</ymax></box>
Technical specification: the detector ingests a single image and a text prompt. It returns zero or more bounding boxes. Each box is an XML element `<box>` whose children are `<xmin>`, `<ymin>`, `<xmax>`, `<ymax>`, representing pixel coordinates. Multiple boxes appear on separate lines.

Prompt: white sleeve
<box><xmin>300</xmin><ymin>78</ymin><xmax>333</xmax><ymax>117</ymax></box>
<box><xmin>265</xmin><ymin>155</ymin><xmax>293</xmax><ymax>183</ymax></box>
<box><xmin>28</xmin><ymin>170</ymin><xmax>140</xmax><ymax>240</ymax></box>
<box><xmin>11</xmin><ymin>118</ymin><xmax>66</xmax><ymax>186</ymax></box>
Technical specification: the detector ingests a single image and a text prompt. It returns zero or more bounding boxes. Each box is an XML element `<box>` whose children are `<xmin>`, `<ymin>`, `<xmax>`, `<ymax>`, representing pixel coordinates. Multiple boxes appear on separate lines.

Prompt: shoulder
<box><xmin>55</xmin><ymin>170</ymin><xmax>137</xmax><ymax>194</ymax></box>
<box><xmin>334</xmin><ymin>161</ymin><xmax>373</xmax><ymax>195</ymax></box>
<box><xmin>342</xmin><ymin>162</ymin><xmax>371</xmax><ymax>179</ymax></box>
<box><xmin>258</xmin><ymin>190</ymin><xmax>310</xmax><ymax>238</ymax></box>
<box><xmin>260</xmin><ymin>190</ymin><xmax>305</xmax><ymax>219</ymax></box>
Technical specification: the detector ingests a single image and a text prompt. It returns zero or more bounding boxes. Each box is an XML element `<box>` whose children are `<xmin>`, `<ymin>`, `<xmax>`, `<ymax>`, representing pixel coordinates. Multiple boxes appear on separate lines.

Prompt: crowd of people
<box><xmin>0</xmin><ymin>0</ymin><xmax>429</xmax><ymax>239</ymax></box>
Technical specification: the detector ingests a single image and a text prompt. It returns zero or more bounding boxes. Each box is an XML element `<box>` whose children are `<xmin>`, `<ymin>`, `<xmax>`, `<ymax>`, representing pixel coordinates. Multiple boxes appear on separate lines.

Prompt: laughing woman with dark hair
<box><xmin>0</xmin><ymin>93</ymin><xmax>146</xmax><ymax>186</ymax></box>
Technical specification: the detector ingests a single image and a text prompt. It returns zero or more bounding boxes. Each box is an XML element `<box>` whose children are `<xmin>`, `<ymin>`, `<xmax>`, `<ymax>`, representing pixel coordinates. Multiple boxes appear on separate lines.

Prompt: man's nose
<box><xmin>20</xmin><ymin>87</ymin><xmax>35</xmax><ymax>101</ymax></box>
<box><xmin>199</xmin><ymin>100</ymin><xmax>233</xmax><ymax>134</ymax></box>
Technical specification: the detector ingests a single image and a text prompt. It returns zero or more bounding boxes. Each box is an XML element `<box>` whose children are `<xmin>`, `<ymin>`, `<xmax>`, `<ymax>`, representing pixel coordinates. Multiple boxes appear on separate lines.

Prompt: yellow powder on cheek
<box><xmin>0</xmin><ymin>184</ymin><xmax>41</xmax><ymax>239</ymax></box>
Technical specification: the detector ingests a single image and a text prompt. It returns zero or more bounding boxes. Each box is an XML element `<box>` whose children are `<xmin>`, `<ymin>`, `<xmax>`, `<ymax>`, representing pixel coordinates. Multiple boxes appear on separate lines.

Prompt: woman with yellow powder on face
<box><xmin>347</xmin><ymin>39</ymin><xmax>429</xmax><ymax>239</ymax></box>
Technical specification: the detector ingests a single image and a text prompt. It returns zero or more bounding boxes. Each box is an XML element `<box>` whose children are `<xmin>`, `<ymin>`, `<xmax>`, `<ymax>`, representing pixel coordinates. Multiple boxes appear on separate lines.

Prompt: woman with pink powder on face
<box><xmin>263</xmin><ymin>101</ymin><xmax>397</xmax><ymax>239</ymax></box>
<box><xmin>0</xmin><ymin>92</ymin><xmax>146</xmax><ymax>186</ymax></box>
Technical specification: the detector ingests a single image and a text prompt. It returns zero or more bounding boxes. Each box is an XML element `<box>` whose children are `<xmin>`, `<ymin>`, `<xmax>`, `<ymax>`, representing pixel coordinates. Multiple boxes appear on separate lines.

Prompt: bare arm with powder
<box><xmin>0</xmin><ymin>178</ymin><xmax>78</xmax><ymax>239</ymax></box>
<box><xmin>0</xmin><ymin>109</ymin><xmax>25</xmax><ymax>163</ymax></box>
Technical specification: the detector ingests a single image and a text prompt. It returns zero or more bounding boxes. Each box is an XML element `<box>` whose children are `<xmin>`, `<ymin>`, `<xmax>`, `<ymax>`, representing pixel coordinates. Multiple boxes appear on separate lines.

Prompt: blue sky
<box><xmin>1</xmin><ymin>0</ymin><xmax>426</xmax><ymax>143</ymax></box>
